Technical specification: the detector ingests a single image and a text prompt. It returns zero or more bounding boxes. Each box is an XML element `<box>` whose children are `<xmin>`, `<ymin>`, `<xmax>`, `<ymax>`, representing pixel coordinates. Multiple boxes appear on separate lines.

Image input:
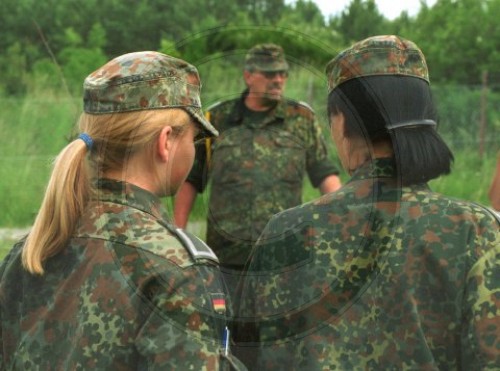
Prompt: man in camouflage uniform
<box><xmin>237</xmin><ymin>36</ymin><xmax>500</xmax><ymax>369</ymax></box>
<box><xmin>0</xmin><ymin>52</ymin><xmax>245</xmax><ymax>370</ymax></box>
<box><xmin>174</xmin><ymin>43</ymin><xmax>341</xmax><ymax>292</ymax></box>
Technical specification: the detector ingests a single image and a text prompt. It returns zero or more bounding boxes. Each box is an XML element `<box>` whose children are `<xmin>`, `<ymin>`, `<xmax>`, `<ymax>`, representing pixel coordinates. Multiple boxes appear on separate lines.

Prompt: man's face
<box><xmin>244</xmin><ymin>69</ymin><xmax>288</xmax><ymax>107</ymax></box>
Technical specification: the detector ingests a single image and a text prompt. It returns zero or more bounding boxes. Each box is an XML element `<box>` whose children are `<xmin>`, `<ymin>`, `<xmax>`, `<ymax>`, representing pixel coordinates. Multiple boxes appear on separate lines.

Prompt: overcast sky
<box><xmin>285</xmin><ymin>0</ymin><xmax>437</xmax><ymax>20</ymax></box>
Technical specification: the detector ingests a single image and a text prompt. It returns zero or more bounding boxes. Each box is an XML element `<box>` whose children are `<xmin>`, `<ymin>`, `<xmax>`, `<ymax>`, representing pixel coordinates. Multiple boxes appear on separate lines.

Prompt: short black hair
<box><xmin>328</xmin><ymin>76</ymin><xmax>454</xmax><ymax>185</ymax></box>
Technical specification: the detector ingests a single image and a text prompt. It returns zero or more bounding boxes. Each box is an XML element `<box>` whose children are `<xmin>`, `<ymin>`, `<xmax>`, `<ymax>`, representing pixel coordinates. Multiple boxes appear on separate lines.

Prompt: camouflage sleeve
<box><xmin>133</xmin><ymin>256</ymin><xmax>227</xmax><ymax>369</ymax></box>
<box><xmin>461</xmin><ymin>224</ymin><xmax>500</xmax><ymax>369</ymax></box>
<box><xmin>236</xmin><ymin>211</ymin><xmax>312</xmax><ymax>369</ymax></box>
<box><xmin>246</xmin><ymin>209</ymin><xmax>316</xmax><ymax>315</ymax></box>
<box><xmin>305</xmin><ymin>116</ymin><xmax>339</xmax><ymax>187</ymax></box>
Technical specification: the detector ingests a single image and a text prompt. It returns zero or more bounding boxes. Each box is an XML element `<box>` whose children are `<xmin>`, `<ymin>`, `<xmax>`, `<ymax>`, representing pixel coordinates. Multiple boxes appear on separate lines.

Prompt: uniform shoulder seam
<box><xmin>157</xmin><ymin>220</ymin><xmax>219</xmax><ymax>263</ymax></box>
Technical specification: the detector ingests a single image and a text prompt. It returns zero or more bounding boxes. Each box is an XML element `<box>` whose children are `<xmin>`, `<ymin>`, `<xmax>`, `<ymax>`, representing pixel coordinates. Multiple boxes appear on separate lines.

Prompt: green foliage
<box><xmin>411</xmin><ymin>0</ymin><xmax>498</xmax><ymax>85</ymax></box>
<box><xmin>56</xmin><ymin>24</ymin><xmax>108</xmax><ymax>92</ymax></box>
<box><xmin>58</xmin><ymin>47</ymin><xmax>108</xmax><ymax>93</ymax></box>
<box><xmin>158</xmin><ymin>39</ymin><xmax>182</xmax><ymax>59</ymax></box>
<box><xmin>334</xmin><ymin>0</ymin><xmax>387</xmax><ymax>44</ymax></box>
<box><xmin>88</xmin><ymin>23</ymin><xmax>107</xmax><ymax>49</ymax></box>
<box><xmin>32</xmin><ymin>59</ymin><xmax>62</xmax><ymax>90</ymax></box>
<box><xmin>2</xmin><ymin>0</ymin><xmax>500</xmax><ymax>93</ymax></box>
<box><xmin>429</xmin><ymin>151</ymin><xmax>496</xmax><ymax>204</ymax></box>
<box><xmin>0</xmin><ymin>43</ymin><xmax>28</xmax><ymax>96</ymax></box>
<box><xmin>432</xmin><ymin>84</ymin><xmax>500</xmax><ymax>152</ymax></box>
<box><xmin>287</xmin><ymin>0</ymin><xmax>325</xmax><ymax>26</ymax></box>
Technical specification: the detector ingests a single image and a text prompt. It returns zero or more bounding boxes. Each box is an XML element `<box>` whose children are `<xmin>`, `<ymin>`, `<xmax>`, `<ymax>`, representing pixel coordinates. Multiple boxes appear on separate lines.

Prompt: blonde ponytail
<box><xmin>21</xmin><ymin>108</ymin><xmax>191</xmax><ymax>275</ymax></box>
<box><xmin>22</xmin><ymin>139</ymin><xmax>92</xmax><ymax>274</ymax></box>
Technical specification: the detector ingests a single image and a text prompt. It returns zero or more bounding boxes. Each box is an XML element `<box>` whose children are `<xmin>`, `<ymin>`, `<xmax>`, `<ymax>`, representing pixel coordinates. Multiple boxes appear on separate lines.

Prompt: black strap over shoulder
<box><xmin>158</xmin><ymin>220</ymin><xmax>219</xmax><ymax>263</ymax></box>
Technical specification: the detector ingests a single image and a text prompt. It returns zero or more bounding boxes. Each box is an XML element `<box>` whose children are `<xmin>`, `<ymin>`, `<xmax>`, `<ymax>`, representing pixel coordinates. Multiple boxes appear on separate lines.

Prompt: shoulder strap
<box><xmin>158</xmin><ymin>220</ymin><xmax>219</xmax><ymax>263</ymax></box>
<box><xmin>296</xmin><ymin>100</ymin><xmax>315</xmax><ymax>113</ymax></box>
<box><xmin>283</xmin><ymin>99</ymin><xmax>315</xmax><ymax>121</ymax></box>
<box><xmin>175</xmin><ymin>228</ymin><xmax>219</xmax><ymax>263</ymax></box>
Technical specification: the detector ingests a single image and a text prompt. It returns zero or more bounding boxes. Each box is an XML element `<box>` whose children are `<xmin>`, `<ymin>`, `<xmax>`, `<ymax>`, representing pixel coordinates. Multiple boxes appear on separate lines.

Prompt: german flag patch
<box><xmin>211</xmin><ymin>293</ymin><xmax>226</xmax><ymax>314</ymax></box>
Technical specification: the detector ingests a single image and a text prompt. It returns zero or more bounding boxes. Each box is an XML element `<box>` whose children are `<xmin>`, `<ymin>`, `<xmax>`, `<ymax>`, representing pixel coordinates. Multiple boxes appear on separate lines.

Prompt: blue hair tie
<box><xmin>78</xmin><ymin>133</ymin><xmax>94</xmax><ymax>150</ymax></box>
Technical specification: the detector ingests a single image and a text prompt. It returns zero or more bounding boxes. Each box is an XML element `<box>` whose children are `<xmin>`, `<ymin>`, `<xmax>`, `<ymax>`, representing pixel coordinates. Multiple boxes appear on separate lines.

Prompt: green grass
<box><xmin>0</xmin><ymin>240</ymin><xmax>13</xmax><ymax>260</ymax></box>
<box><xmin>429</xmin><ymin>150</ymin><xmax>495</xmax><ymax>205</ymax></box>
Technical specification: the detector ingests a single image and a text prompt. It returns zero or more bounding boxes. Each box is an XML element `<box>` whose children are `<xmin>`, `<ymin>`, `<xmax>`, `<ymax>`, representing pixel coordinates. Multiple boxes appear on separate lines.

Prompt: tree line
<box><xmin>1</xmin><ymin>0</ymin><xmax>500</xmax><ymax>96</ymax></box>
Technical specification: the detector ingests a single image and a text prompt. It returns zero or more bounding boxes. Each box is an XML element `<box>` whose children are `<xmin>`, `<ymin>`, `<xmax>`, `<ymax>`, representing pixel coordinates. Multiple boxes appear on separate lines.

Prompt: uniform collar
<box><xmin>94</xmin><ymin>178</ymin><xmax>168</xmax><ymax>220</ymax></box>
<box><xmin>347</xmin><ymin>157</ymin><xmax>430</xmax><ymax>191</ymax></box>
<box><xmin>349</xmin><ymin>157</ymin><xmax>397</xmax><ymax>182</ymax></box>
<box><xmin>228</xmin><ymin>89</ymin><xmax>286</xmax><ymax>125</ymax></box>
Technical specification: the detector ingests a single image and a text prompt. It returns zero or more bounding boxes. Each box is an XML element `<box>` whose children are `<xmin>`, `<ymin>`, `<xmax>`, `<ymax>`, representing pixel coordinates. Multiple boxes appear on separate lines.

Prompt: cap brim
<box><xmin>185</xmin><ymin>107</ymin><xmax>219</xmax><ymax>137</ymax></box>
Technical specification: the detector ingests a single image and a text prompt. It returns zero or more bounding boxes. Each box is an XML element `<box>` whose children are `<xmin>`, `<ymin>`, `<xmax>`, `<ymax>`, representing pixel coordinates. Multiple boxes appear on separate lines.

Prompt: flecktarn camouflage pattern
<box><xmin>0</xmin><ymin>179</ymin><xmax>246</xmax><ymax>369</ymax></box>
<box><xmin>186</xmin><ymin>94</ymin><xmax>338</xmax><ymax>267</ymax></box>
<box><xmin>326</xmin><ymin>35</ymin><xmax>430</xmax><ymax>92</ymax></box>
<box><xmin>237</xmin><ymin>158</ymin><xmax>500</xmax><ymax>370</ymax></box>
<box><xmin>83</xmin><ymin>51</ymin><xmax>218</xmax><ymax>137</ymax></box>
<box><xmin>244</xmin><ymin>43</ymin><xmax>289</xmax><ymax>72</ymax></box>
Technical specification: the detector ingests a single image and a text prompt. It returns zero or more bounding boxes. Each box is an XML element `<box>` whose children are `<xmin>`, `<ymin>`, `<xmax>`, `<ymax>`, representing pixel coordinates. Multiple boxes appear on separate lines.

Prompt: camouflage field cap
<box><xmin>326</xmin><ymin>35</ymin><xmax>429</xmax><ymax>92</ymax></box>
<box><xmin>83</xmin><ymin>51</ymin><xmax>218</xmax><ymax>137</ymax></box>
<box><xmin>244</xmin><ymin>43</ymin><xmax>289</xmax><ymax>72</ymax></box>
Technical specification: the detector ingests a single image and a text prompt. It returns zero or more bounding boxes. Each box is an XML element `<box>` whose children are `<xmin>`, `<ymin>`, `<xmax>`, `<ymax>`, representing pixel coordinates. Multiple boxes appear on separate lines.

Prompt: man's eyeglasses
<box><xmin>258</xmin><ymin>70</ymin><xmax>288</xmax><ymax>79</ymax></box>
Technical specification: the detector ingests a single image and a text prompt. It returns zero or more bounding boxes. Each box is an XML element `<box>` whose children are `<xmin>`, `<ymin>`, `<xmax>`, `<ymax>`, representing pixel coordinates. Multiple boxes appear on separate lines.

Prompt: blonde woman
<box><xmin>0</xmin><ymin>52</ymin><xmax>245</xmax><ymax>370</ymax></box>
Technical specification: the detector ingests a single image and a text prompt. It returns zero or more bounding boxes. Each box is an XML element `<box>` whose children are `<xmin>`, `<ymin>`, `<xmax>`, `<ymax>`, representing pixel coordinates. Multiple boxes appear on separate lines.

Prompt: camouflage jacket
<box><xmin>187</xmin><ymin>91</ymin><xmax>339</xmax><ymax>266</ymax></box>
<box><xmin>0</xmin><ymin>179</ymin><xmax>240</xmax><ymax>370</ymax></box>
<box><xmin>237</xmin><ymin>158</ymin><xmax>500</xmax><ymax>370</ymax></box>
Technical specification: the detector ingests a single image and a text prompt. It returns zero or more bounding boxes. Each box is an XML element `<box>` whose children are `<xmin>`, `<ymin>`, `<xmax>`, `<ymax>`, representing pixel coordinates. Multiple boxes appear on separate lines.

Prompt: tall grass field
<box><xmin>0</xmin><ymin>63</ymin><xmax>498</xmax><ymax>259</ymax></box>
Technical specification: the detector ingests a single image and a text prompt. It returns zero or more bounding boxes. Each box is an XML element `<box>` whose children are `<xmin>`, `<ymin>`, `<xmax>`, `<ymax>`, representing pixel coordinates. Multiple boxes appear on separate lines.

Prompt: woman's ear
<box><xmin>157</xmin><ymin>126</ymin><xmax>173</xmax><ymax>163</ymax></box>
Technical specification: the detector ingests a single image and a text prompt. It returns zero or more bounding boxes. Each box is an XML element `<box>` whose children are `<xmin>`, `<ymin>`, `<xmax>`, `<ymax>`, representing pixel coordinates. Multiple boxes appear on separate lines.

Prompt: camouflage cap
<box><xmin>244</xmin><ymin>43</ymin><xmax>289</xmax><ymax>72</ymax></box>
<box><xmin>83</xmin><ymin>51</ymin><xmax>218</xmax><ymax>137</ymax></box>
<box><xmin>326</xmin><ymin>35</ymin><xmax>429</xmax><ymax>92</ymax></box>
